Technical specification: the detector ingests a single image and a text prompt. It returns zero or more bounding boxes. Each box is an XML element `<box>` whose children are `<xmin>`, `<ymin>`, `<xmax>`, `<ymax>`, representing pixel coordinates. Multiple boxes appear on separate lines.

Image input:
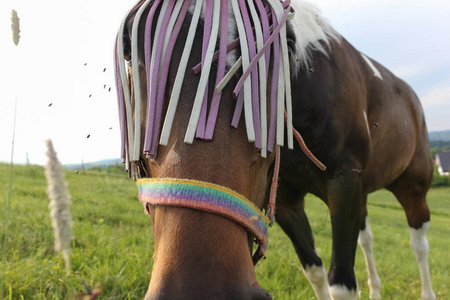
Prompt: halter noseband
<box><xmin>138</xmin><ymin>178</ymin><xmax>273</xmax><ymax>264</ymax></box>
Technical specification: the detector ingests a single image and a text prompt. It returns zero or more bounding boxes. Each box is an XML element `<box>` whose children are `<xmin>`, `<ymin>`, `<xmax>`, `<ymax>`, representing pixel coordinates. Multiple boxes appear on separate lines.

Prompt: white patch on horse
<box><xmin>358</xmin><ymin>216</ymin><xmax>382</xmax><ymax>300</ymax></box>
<box><xmin>225</xmin><ymin>2</ymin><xmax>238</xmax><ymax>68</ymax></box>
<box><xmin>188</xmin><ymin>0</ymin><xmax>238</xmax><ymax>69</ymax></box>
<box><xmin>363</xmin><ymin>111</ymin><xmax>371</xmax><ymax>138</ymax></box>
<box><xmin>329</xmin><ymin>285</ymin><xmax>358</xmax><ymax>300</ymax></box>
<box><xmin>288</xmin><ymin>0</ymin><xmax>341</xmax><ymax>72</ymax></box>
<box><xmin>187</xmin><ymin>0</ymin><xmax>199</xmax><ymax>18</ymax></box>
<box><xmin>410</xmin><ymin>221</ymin><xmax>436</xmax><ymax>300</ymax></box>
<box><xmin>360</xmin><ymin>53</ymin><xmax>383</xmax><ymax>80</ymax></box>
<box><xmin>303</xmin><ymin>264</ymin><xmax>332</xmax><ymax>300</ymax></box>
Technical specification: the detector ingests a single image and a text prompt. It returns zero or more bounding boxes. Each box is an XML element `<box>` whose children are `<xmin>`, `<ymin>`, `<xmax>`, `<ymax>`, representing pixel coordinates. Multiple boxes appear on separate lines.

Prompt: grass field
<box><xmin>1</xmin><ymin>163</ymin><xmax>448</xmax><ymax>299</ymax></box>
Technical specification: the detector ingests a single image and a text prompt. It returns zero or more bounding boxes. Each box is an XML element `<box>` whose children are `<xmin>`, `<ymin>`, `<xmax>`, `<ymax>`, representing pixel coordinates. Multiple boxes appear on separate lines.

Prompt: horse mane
<box><xmin>115</xmin><ymin>0</ymin><xmax>334</xmax><ymax>177</ymax></box>
<box><xmin>288</xmin><ymin>0</ymin><xmax>341</xmax><ymax>72</ymax></box>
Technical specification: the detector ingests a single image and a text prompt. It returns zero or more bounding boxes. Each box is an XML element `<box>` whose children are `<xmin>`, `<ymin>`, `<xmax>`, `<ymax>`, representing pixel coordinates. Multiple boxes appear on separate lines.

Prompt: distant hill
<box><xmin>63</xmin><ymin>158</ymin><xmax>122</xmax><ymax>170</ymax></box>
<box><xmin>429</xmin><ymin>130</ymin><xmax>450</xmax><ymax>141</ymax></box>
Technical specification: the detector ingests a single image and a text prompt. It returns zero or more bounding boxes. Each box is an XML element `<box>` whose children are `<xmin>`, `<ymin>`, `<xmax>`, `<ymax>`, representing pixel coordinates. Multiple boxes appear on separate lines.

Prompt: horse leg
<box><xmin>388</xmin><ymin>175</ymin><xmax>436</xmax><ymax>300</ymax></box>
<box><xmin>358</xmin><ymin>195</ymin><xmax>381</xmax><ymax>299</ymax></box>
<box><xmin>275</xmin><ymin>182</ymin><xmax>331</xmax><ymax>300</ymax></box>
<box><xmin>410</xmin><ymin>222</ymin><xmax>435</xmax><ymax>300</ymax></box>
<box><xmin>327</xmin><ymin>171</ymin><xmax>361</xmax><ymax>300</ymax></box>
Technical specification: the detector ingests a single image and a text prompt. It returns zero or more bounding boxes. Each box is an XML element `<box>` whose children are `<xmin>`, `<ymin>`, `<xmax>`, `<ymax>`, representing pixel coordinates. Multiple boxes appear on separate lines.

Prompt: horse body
<box><xmin>277</xmin><ymin>31</ymin><xmax>434</xmax><ymax>298</ymax></box>
<box><xmin>115</xmin><ymin>0</ymin><xmax>435</xmax><ymax>299</ymax></box>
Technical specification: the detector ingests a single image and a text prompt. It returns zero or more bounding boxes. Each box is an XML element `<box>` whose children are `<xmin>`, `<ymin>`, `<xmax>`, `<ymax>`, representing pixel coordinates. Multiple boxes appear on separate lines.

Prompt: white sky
<box><xmin>1</xmin><ymin>0</ymin><xmax>449</xmax><ymax>165</ymax></box>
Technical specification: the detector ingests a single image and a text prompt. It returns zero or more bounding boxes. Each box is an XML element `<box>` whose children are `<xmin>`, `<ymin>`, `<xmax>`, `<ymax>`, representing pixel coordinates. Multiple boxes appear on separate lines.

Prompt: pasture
<box><xmin>0</xmin><ymin>163</ymin><xmax>448</xmax><ymax>299</ymax></box>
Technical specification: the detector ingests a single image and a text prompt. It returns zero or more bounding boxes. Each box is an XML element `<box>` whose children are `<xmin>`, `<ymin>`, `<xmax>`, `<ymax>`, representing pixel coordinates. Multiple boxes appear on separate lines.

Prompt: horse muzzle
<box><xmin>143</xmin><ymin>201</ymin><xmax>272</xmax><ymax>300</ymax></box>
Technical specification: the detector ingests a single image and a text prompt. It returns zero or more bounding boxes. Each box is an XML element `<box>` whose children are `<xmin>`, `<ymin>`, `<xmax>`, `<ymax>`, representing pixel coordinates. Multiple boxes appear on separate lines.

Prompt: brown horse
<box><xmin>114</xmin><ymin>0</ymin><xmax>435</xmax><ymax>299</ymax></box>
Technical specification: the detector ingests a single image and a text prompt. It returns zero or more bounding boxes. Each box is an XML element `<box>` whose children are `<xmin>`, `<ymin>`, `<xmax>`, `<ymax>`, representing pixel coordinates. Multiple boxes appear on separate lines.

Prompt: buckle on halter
<box><xmin>252</xmin><ymin>244</ymin><xmax>266</xmax><ymax>265</ymax></box>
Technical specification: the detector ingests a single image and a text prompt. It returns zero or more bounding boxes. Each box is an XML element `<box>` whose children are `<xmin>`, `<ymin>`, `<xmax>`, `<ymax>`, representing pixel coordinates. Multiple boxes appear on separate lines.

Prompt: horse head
<box><xmin>114</xmin><ymin>0</ymin><xmax>297</xmax><ymax>298</ymax></box>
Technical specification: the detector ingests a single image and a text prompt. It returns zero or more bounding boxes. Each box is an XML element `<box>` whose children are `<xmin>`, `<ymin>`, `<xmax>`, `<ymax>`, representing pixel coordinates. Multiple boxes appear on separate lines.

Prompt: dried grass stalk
<box><xmin>45</xmin><ymin>139</ymin><xmax>72</xmax><ymax>274</ymax></box>
<box><xmin>11</xmin><ymin>10</ymin><xmax>20</xmax><ymax>46</ymax></box>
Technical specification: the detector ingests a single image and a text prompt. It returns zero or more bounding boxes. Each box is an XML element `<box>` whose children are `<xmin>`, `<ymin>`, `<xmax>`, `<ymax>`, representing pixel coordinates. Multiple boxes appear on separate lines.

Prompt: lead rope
<box><xmin>252</xmin><ymin>145</ymin><xmax>279</xmax><ymax>264</ymax></box>
<box><xmin>267</xmin><ymin>146</ymin><xmax>280</xmax><ymax>223</ymax></box>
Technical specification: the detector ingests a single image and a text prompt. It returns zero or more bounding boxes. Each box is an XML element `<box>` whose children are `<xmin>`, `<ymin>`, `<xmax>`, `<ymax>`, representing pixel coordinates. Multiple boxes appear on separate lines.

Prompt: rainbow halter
<box><xmin>138</xmin><ymin>178</ymin><xmax>273</xmax><ymax>263</ymax></box>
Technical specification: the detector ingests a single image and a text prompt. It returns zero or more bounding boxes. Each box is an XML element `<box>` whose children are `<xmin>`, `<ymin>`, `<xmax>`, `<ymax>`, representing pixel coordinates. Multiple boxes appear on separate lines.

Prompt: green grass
<box><xmin>256</xmin><ymin>189</ymin><xmax>449</xmax><ymax>299</ymax></box>
<box><xmin>1</xmin><ymin>163</ymin><xmax>448</xmax><ymax>299</ymax></box>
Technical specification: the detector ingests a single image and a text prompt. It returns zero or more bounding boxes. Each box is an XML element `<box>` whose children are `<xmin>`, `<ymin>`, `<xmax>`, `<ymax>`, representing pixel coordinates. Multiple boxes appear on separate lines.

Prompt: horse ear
<box><xmin>286</xmin><ymin>24</ymin><xmax>298</xmax><ymax>62</ymax></box>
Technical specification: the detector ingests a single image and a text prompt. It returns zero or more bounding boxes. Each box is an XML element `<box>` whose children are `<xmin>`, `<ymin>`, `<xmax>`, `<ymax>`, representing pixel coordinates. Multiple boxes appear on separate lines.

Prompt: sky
<box><xmin>1</xmin><ymin>0</ymin><xmax>449</xmax><ymax>166</ymax></box>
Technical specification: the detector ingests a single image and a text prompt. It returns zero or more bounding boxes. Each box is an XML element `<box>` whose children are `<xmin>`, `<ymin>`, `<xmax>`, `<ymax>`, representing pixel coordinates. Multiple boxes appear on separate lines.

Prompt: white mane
<box><xmin>288</xmin><ymin>0</ymin><xmax>341</xmax><ymax>71</ymax></box>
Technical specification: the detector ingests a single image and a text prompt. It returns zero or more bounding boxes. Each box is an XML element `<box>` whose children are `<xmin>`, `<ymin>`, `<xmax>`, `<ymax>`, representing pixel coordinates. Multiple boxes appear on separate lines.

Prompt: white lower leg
<box><xmin>303</xmin><ymin>264</ymin><xmax>332</xmax><ymax>300</ymax></box>
<box><xmin>358</xmin><ymin>216</ymin><xmax>381</xmax><ymax>299</ymax></box>
<box><xmin>329</xmin><ymin>284</ymin><xmax>358</xmax><ymax>300</ymax></box>
<box><xmin>410</xmin><ymin>221</ymin><xmax>436</xmax><ymax>300</ymax></box>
